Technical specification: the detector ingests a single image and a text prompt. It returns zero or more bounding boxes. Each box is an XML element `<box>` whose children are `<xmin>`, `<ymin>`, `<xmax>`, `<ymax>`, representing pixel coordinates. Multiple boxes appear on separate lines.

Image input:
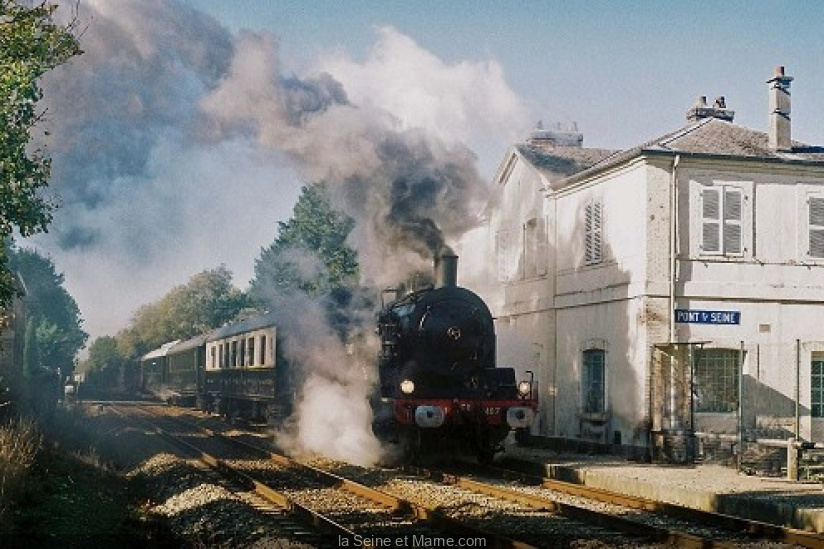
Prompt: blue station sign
<box><xmin>674</xmin><ymin>309</ymin><xmax>740</xmax><ymax>325</ymax></box>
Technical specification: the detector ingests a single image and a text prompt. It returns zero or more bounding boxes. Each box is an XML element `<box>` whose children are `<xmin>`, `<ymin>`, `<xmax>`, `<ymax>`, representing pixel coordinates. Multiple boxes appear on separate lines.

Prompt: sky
<box><xmin>24</xmin><ymin>0</ymin><xmax>824</xmax><ymax>343</ymax></box>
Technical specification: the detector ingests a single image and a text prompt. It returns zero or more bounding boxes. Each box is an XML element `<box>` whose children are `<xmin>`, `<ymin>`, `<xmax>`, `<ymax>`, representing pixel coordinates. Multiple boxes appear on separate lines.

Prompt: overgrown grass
<box><xmin>0</xmin><ymin>406</ymin><xmax>177</xmax><ymax>545</ymax></box>
<box><xmin>0</xmin><ymin>419</ymin><xmax>42</xmax><ymax>533</ymax></box>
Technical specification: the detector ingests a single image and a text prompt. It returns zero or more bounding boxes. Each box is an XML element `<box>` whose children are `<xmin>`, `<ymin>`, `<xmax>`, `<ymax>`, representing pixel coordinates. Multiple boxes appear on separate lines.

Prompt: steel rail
<box><xmin>136</xmin><ymin>404</ymin><xmax>537</xmax><ymax>549</ymax></box>
<box><xmin>474</xmin><ymin>461</ymin><xmax>824</xmax><ymax>549</ymax></box>
<box><xmin>407</xmin><ymin>465</ymin><xmax>737</xmax><ymax>549</ymax></box>
<box><xmin>111</xmin><ymin>404</ymin><xmax>358</xmax><ymax>544</ymax></box>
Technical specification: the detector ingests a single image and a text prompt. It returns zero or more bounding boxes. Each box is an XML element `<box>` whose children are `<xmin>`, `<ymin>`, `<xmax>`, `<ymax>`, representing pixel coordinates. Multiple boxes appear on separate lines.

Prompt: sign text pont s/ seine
<box><xmin>674</xmin><ymin>309</ymin><xmax>740</xmax><ymax>325</ymax></box>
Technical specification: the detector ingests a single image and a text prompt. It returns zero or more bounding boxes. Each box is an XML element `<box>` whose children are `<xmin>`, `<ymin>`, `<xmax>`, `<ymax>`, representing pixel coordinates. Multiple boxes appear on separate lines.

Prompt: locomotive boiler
<box><xmin>374</xmin><ymin>253</ymin><xmax>537</xmax><ymax>462</ymax></box>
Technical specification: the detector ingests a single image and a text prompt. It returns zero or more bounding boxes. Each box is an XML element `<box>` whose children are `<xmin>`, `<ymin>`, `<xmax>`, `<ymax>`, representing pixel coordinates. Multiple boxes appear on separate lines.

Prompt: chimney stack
<box><xmin>686</xmin><ymin>95</ymin><xmax>734</xmax><ymax>123</ymax></box>
<box><xmin>767</xmin><ymin>66</ymin><xmax>793</xmax><ymax>151</ymax></box>
<box><xmin>527</xmin><ymin>120</ymin><xmax>583</xmax><ymax>147</ymax></box>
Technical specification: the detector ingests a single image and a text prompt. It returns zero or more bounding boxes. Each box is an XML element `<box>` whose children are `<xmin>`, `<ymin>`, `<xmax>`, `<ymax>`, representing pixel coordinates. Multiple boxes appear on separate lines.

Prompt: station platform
<box><xmin>500</xmin><ymin>444</ymin><xmax>824</xmax><ymax>533</ymax></box>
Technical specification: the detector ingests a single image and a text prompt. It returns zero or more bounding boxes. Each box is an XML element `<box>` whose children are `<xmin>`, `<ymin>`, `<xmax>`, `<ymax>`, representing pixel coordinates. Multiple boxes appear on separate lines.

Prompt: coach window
<box><xmin>218</xmin><ymin>344</ymin><xmax>224</xmax><ymax>369</ymax></box>
<box><xmin>695</xmin><ymin>348</ymin><xmax>740</xmax><ymax>413</ymax></box>
<box><xmin>582</xmin><ymin>349</ymin><xmax>606</xmax><ymax>413</ymax></box>
<box><xmin>261</xmin><ymin>335</ymin><xmax>269</xmax><ymax>366</ymax></box>
<box><xmin>210</xmin><ymin>346</ymin><xmax>216</xmax><ymax>369</ymax></box>
<box><xmin>239</xmin><ymin>338</ymin><xmax>246</xmax><ymax>367</ymax></box>
<box><xmin>248</xmin><ymin>337</ymin><xmax>256</xmax><ymax>367</ymax></box>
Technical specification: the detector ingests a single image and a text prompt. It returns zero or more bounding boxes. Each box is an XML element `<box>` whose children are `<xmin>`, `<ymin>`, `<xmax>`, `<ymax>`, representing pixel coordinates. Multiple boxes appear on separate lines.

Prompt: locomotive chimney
<box><xmin>434</xmin><ymin>252</ymin><xmax>458</xmax><ymax>289</ymax></box>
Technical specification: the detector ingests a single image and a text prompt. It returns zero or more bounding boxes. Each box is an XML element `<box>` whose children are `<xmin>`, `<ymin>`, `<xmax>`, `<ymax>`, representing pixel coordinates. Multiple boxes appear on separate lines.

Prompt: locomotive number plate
<box><xmin>484</xmin><ymin>407</ymin><xmax>501</xmax><ymax>415</ymax></box>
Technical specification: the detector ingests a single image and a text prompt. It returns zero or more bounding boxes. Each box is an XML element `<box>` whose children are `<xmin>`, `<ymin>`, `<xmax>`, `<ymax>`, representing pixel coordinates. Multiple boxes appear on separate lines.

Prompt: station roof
<box><xmin>561</xmin><ymin>117</ymin><xmax>824</xmax><ymax>186</ymax></box>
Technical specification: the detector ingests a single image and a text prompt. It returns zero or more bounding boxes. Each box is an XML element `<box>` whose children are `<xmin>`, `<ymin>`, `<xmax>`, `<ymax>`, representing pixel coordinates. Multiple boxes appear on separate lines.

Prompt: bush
<box><xmin>0</xmin><ymin>419</ymin><xmax>42</xmax><ymax>531</ymax></box>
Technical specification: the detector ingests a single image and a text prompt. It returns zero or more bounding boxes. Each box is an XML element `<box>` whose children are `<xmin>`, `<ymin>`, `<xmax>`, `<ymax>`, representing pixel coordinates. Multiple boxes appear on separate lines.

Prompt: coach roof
<box><xmin>206</xmin><ymin>311</ymin><xmax>278</xmax><ymax>342</ymax></box>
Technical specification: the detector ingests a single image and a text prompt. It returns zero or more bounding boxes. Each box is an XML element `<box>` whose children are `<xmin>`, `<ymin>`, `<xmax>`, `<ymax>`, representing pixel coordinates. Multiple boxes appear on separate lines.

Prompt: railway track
<box><xmin>99</xmin><ymin>402</ymin><xmax>823</xmax><ymax>548</ymax></box>
<box><xmin>452</xmin><ymin>461</ymin><xmax>824</xmax><ymax>548</ymax></box>
<box><xmin>112</xmin><ymin>403</ymin><xmax>542</xmax><ymax>547</ymax></box>
<box><xmin>152</xmin><ymin>403</ymin><xmax>823</xmax><ymax>547</ymax></box>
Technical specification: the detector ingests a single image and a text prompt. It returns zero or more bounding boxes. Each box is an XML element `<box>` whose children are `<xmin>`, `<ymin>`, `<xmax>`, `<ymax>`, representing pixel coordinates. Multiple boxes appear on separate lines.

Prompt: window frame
<box><xmin>812</xmin><ymin>354</ymin><xmax>824</xmax><ymax>418</ymax></box>
<box><xmin>523</xmin><ymin>216</ymin><xmax>548</xmax><ymax>279</ymax></box>
<box><xmin>700</xmin><ymin>185</ymin><xmax>744</xmax><ymax>256</ymax></box>
<box><xmin>694</xmin><ymin>348</ymin><xmax>740</xmax><ymax>413</ymax></box>
<box><xmin>582</xmin><ymin>349</ymin><xmax>606</xmax><ymax>414</ymax></box>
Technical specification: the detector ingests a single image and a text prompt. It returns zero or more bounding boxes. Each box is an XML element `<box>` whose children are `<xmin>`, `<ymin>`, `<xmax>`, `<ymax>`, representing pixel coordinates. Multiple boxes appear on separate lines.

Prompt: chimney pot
<box><xmin>686</xmin><ymin>95</ymin><xmax>734</xmax><ymax>123</ymax></box>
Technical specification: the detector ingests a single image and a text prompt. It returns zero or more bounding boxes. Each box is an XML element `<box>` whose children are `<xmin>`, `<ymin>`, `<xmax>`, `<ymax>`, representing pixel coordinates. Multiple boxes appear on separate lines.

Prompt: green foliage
<box><xmin>22</xmin><ymin>318</ymin><xmax>38</xmax><ymax>377</ymax></box>
<box><xmin>118</xmin><ymin>266</ymin><xmax>250</xmax><ymax>355</ymax></box>
<box><xmin>0</xmin><ymin>1</ymin><xmax>81</xmax><ymax>306</ymax></box>
<box><xmin>251</xmin><ymin>182</ymin><xmax>359</xmax><ymax>301</ymax></box>
<box><xmin>80</xmin><ymin>336</ymin><xmax>119</xmax><ymax>375</ymax></box>
<box><xmin>9</xmin><ymin>246</ymin><xmax>87</xmax><ymax>374</ymax></box>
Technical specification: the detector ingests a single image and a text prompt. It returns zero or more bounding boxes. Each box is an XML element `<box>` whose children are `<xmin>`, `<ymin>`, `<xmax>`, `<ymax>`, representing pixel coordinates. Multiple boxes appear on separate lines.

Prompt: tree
<box><xmin>81</xmin><ymin>336</ymin><xmax>120</xmax><ymax>374</ymax></box>
<box><xmin>121</xmin><ymin>266</ymin><xmax>250</xmax><ymax>353</ymax></box>
<box><xmin>0</xmin><ymin>1</ymin><xmax>81</xmax><ymax>305</ymax></box>
<box><xmin>9</xmin><ymin>246</ymin><xmax>87</xmax><ymax>374</ymax></box>
<box><xmin>22</xmin><ymin>318</ymin><xmax>39</xmax><ymax>377</ymax></box>
<box><xmin>250</xmin><ymin>182</ymin><xmax>359</xmax><ymax>300</ymax></box>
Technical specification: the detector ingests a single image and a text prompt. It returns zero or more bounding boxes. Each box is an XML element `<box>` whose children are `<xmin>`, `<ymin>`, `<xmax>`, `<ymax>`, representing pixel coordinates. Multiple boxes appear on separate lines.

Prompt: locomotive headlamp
<box><xmin>517</xmin><ymin>380</ymin><xmax>532</xmax><ymax>397</ymax></box>
<box><xmin>400</xmin><ymin>379</ymin><xmax>415</xmax><ymax>394</ymax></box>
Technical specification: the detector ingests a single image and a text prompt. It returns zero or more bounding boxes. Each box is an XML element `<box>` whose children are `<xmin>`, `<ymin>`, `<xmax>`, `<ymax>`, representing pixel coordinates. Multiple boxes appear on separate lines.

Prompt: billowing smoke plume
<box><xmin>198</xmin><ymin>29</ymin><xmax>500</xmax><ymax>284</ymax></box>
<box><xmin>32</xmin><ymin>1</ymin><xmax>529</xmax><ymax>337</ymax></box>
<box><xmin>29</xmin><ymin>0</ymin><xmax>531</xmax><ymax>464</ymax></box>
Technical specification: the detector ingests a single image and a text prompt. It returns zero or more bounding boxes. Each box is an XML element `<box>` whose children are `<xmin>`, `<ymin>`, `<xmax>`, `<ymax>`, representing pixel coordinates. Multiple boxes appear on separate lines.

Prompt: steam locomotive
<box><xmin>373</xmin><ymin>254</ymin><xmax>537</xmax><ymax>462</ymax></box>
<box><xmin>138</xmin><ymin>253</ymin><xmax>536</xmax><ymax>462</ymax></box>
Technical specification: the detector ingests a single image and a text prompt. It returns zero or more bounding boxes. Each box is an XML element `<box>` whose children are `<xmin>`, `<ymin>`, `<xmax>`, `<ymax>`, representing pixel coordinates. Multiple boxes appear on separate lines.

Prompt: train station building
<box><xmin>458</xmin><ymin>67</ymin><xmax>824</xmax><ymax>459</ymax></box>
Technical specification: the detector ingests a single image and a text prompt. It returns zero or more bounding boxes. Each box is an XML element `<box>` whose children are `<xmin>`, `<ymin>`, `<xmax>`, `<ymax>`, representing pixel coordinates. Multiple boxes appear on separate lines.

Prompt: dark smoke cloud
<box><xmin>26</xmin><ymin>0</ymin><xmax>527</xmax><ymax>339</ymax></box>
<box><xmin>199</xmin><ymin>31</ymin><xmax>489</xmax><ymax>282</ymax></box>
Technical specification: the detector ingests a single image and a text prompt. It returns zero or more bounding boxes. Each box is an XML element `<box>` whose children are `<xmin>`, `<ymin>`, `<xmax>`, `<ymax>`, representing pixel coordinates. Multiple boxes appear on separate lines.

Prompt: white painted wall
<box><xmin>459</xmin><ymin>143</ymin><xmax>824</xmax><ymax>445</ymax></box>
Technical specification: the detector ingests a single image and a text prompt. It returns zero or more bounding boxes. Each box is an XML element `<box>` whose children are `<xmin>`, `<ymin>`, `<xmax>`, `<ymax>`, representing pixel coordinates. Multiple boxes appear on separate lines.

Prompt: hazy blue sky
<box><xmin>183</xmin><ymin>0</ymin><xmax>824</xmax><ymax>149</ymax></box>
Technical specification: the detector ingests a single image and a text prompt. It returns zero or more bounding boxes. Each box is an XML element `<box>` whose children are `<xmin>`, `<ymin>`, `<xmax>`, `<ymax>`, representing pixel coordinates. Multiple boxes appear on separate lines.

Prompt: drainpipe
<box><xmin>795</xmin><ymin>339</ymin><xmax>801</xmax><ymax>440</ymax></box>
<box><xmin>669</xmin><ymin>155</ymin><xmax>681</xmax><ymax>343</ymax></box>
<box><xmin>738</xmin><ymin>340</ymin><xmax>744</xmax><ymax>472</ymax></box>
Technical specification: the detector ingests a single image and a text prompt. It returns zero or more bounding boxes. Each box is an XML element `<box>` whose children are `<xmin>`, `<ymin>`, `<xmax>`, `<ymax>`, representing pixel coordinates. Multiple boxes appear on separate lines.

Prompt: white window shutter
<box><xmin>810</xmin><ymin>196</ymin><xmax>824</xmax><ymax>258</ymax></box>
<box><xmin>584</xmin><ymin>201</ymin><xmax>603</xmax><ymax>265</ymax></box>
<box><xmin>496</xmin><ymin>229</ymin><xmax>518</xmax><ymax>282</ymax></box>
<box><xmin>584</xmin><ymin>203</ymin><xmax>593</xmax><ymax>264</ymax></box>
<box><xmin>593</xmin><ymin>202</ymin><xmax>602</xmax><ymax>263</ymax></box>
<box><xmin>701</xmin><ymin>188</ymin><xmax>721</xmax><ymax>253</ymax></box>
<box><xmin>536</xmin><ymin>217</ymin><xmax>548</xmax><ymax>275</ymax></box>
<box><xmin>723</xmin><ymin>188</ymin><xmax>743</xmax><ymax>254</ymax></box>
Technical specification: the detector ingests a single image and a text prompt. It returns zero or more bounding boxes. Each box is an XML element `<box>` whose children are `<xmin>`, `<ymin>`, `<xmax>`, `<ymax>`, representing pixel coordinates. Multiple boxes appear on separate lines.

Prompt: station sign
<box><xmin>674</xmin><ymin>309</ymin><xmax>740</xmax><ymax>325</ymax></box>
